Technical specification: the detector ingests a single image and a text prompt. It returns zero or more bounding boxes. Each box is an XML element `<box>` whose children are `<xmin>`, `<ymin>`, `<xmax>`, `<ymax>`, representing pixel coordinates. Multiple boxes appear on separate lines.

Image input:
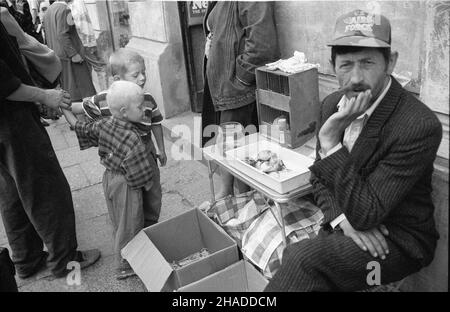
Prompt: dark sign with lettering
<box><xmin>187</xmin><ymin>1</ymin><xmax>208</xmax><ymax>26</ymax></box>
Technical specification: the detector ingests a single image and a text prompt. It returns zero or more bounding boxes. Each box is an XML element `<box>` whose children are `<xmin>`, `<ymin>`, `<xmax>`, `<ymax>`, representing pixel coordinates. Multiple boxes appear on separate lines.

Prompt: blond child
<box><xmin>62</xmin><ymin>81</ymin><xmax>164</xmax><ymax>279</ymax></box>
<box><xmin>71</xmin><ymin>48</ymin><xmax>167</xmax><ymax>166</ymax></box>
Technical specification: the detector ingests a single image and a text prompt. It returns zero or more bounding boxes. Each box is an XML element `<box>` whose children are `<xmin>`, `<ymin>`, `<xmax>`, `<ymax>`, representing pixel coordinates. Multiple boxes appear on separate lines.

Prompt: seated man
<box><xmin>265</xmin><ymin>10</ymin><xmax>442</xmax><ymax>292</ymax></box>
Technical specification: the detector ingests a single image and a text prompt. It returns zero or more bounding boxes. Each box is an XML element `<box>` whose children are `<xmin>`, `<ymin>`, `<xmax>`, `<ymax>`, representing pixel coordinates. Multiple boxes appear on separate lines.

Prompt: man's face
<box><xmin>121</xmin><ymin>61</ymin><xmax>147</xmax><ymax>89</ymax></box>
<box><xmin>334</xmin><ymin>48</ymin><xmax>392</xmax><ymax>102</ymax></box>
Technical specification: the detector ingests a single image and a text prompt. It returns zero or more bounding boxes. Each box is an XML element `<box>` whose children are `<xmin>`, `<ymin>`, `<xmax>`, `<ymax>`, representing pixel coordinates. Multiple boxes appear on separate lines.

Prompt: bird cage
<box><xmin>255</xmin><ymin>66</ymin><xmax>320</xmax><ymax>149</ymax></box>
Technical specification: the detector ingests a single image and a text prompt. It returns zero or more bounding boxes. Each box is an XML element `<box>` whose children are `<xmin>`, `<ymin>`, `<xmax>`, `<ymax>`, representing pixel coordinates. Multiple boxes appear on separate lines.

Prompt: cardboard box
<box><xmin>178</xmin><ymin>260</ymin><xmax>268</xmax><ymax>292</ymax></box>
<box><xmin>121</xmin><ymin>208</ymin><xmax>239</xmax><ymax>292</ymax></box>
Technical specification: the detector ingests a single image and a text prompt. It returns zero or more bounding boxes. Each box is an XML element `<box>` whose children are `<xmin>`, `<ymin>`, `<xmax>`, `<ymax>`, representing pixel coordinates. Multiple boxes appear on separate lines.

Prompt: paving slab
<box><xmin>72</xmin><ymin>183</ymin><xmax>108</xmax><ymax>221</ymax></box>
<box><xmin>63</xmin><ymin>130</ymin><xmax>82</xmax><ymax>148</ymax></box>
<box><xmin>63</xmin><ymin>164</ymin><xmax>91</xmax><ymax>191</ymax></box>
<box><xmin>16</xmin><ymin>254</ymin><xmax>143</xmax><ymax>292</ymax></box>
<box><xmin>47</xmin><ymin>132</ymin><xmax>69</xmax><ymax>151</ymax></box>
<box><xmin>79</xmin><ymin>159</ymin><xmax>104</xmax><ymax>185</ymax></box>
<box><xmin>75</xmin><ymin>214</ymin><xmax>115</xmax><ymax>258</ymax></box>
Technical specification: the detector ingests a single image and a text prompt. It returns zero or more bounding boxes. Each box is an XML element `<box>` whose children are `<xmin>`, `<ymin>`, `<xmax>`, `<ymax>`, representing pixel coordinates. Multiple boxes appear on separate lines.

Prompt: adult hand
<box><xmin>204</xmin><ymin>33</ymin><xmax>212</xmax><ymax>59</ymax></box>
<box><xmin>71</xmin><ymin>53</ymin><xmax>83</xmax><ymax>64</ymax></box>
<box><xmin>157</xmin><ymin>152</ymin><xmax>167</xmax><ymax>167</ymax></box>
<box><xmin>41</xmin><ymin>88</ymin><xmax>72</xmax><ymax>111</ymax></box>
<box><xmin>318</xmin><ymin>90</ymin><xmax>372</xmax><ymax>154</ymax></box>
<box><xmin>339</xmin><ymin>218</ymin><xmax>389</xmax><ymax>260</ymax></box>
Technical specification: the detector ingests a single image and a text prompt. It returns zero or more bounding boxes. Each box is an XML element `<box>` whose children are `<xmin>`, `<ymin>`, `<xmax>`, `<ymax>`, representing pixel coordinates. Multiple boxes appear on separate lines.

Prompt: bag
<box><xmin>0</xmin><ymin>247</ymin><xmax>18</xmax><ymax>292</ymax></box>
<box><xmin>241</xmin><ymin>198</ymin><xmax>323</xmax><ymax>279</ymax></box>
<box><xmin>207</xmin><ymin>190</ymin><xmax>269</xmax><ymax>247</ymax></box>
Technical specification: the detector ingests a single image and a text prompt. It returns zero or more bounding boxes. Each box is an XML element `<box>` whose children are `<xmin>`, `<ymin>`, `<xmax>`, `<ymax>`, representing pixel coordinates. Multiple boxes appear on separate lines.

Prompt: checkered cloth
<box><xmin>241</xmin><ymin>198</ymin><xmax>323</xmax><ymax>279</ymax></box>
<box><xmin>207</xmin><ymin>191</ymin><xmax>269</xmax><ymax>247</ymax></box>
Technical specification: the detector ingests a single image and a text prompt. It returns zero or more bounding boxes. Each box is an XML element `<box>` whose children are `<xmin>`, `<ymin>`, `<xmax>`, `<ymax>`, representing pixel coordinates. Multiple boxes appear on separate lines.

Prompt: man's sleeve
<box><xmin>235</xmin><ymin>1</ymin><xmax>279</xmax><ymax>86</ymax></box>
<box><xmin>309</xmin><ymin>99</ymin><xmax>344</xmax><ymax>227</ymax></box>
<box><xmin>73</xmin><ymin>119</ymin><xmax>101</xmax><ymax>150</ymax></box>
<box><xmin>0</xmin><ymin>59</ymin><xmax>22</xmax><ymax>102</ymax></box>
<box><xmin>55</xmin><ymin>7</ymin><xmax>78</xmax><ymax>58</ymax></box>
<box><xmin>310</xmin><ymin>157</ymin><xmax>344</xmax><ymax>227</ymax></box>
<box><xmin>310</xmin><ymin>117</ymin><xmax>442</xmax><ymax>231</ymax></box>
<box><xmin>121</xmin><ymin>142</ymin><xmax>154</xmax><ymax>189</ymax></box>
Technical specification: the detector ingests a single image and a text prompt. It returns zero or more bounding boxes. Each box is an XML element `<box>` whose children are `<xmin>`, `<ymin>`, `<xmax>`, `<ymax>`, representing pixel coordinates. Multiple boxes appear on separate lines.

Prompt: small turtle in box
<box><xmin>244</xmin><ymin>150</ymin><xmax>287</xmax><ymax>174</ymax></box>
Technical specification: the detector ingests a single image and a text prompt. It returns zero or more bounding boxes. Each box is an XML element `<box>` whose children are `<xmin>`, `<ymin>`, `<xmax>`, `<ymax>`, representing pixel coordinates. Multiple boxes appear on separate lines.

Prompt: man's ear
<box><xmin>386</xmin><ymin>51</ymin><xmax>399</xmax><ymax>75</ymax></box>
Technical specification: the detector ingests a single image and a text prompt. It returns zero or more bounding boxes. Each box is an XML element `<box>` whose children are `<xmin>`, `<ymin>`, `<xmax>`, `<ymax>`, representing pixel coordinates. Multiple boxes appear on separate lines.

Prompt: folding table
<box><xmin>202</xmin><ymin>133</ymin><xmax>316</xmax><ymax>246</ymax></box>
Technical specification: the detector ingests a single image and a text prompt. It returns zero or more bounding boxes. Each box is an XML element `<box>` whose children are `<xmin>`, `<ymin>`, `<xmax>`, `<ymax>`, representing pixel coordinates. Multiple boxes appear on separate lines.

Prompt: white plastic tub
<box><xmin>225</xmin><ymin>139</ymin><xmax>313</xmax><ymax>194</ymax></box>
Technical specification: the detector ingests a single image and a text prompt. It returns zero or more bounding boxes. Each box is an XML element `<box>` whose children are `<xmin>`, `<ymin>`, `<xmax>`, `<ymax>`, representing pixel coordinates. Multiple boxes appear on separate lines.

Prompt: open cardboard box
<box><xmin>225</xmin><ymin>138</ymin><xmax>313</xmax><ymax>194</ymax></box>
<box><xmin>121</xmin><ymin>208</ymin><xmax>239</xmax><ymax>292</ymax></box>
<box><xmin>178</xmin><ymin>260</ymin><xmax>268</xmax><ymax>292</ymax></box>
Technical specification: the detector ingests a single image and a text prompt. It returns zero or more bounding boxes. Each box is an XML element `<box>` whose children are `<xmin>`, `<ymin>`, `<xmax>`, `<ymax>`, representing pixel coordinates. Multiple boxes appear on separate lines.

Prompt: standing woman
<box><xmin>43</xmin><ymin>0</ymin><xmax>95</xmax><ymax>102</ymax></box>
<box><xmin>201</xmin><ymin>1</ymin><xmax>279</xmax><ymax>199</ymax></box>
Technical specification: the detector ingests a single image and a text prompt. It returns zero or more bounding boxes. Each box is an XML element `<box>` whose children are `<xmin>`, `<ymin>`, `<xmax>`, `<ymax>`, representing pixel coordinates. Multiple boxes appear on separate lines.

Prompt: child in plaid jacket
<box><xmin>62</xmin><ymin>81</ymin><xmax>165</xmax><ymax>280</ymax></box>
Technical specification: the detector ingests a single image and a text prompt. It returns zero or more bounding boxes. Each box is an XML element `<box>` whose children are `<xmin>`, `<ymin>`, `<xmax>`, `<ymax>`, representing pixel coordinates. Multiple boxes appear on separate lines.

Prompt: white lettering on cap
<box><xmin>343</xmin><ymin>12</ymin><xmax>375</xmax><ymax>33</ymax></box>
<box><xmin>345</xmin><ymin>23</ymin><xmax>373</xmax><ymax>32</ymax></box>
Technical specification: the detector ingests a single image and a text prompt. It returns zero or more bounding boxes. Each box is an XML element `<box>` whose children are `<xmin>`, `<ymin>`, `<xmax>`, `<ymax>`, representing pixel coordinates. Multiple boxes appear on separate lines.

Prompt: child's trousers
<box><xmin>102</xmin><ymin>161</ymin><xmax>161</xmax><ymax>265</ymax></box>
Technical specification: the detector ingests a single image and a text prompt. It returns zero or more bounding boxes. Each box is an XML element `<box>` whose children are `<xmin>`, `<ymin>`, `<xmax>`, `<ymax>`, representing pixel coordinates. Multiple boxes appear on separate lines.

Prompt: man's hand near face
<box><xmin>318</xmin><ymin>89</ymin><xmax>372</xmax><ymax>154</ymax></box>
<box><xmin>339</xmin><ymin>218</ymin><xmax>390</xmax><ymax>260</ymax></box>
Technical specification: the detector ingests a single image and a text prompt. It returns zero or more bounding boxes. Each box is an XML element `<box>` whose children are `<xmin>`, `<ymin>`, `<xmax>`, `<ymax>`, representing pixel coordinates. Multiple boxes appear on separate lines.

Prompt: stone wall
<box><xmin>125</xmin><ymin>0</ymin><xmax>190</xmax><ymax>119</ymax></box>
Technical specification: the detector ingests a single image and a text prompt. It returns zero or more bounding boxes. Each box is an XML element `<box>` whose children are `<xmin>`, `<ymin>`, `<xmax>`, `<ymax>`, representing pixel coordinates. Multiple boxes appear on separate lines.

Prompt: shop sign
<box><xmin>187</xmin><ymin>1</ymin><xmax>207</xmax><ymax>26</ymax></box>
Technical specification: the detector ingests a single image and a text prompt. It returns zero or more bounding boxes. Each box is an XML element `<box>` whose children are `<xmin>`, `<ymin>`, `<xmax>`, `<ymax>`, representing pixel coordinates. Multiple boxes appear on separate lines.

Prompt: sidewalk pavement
<box><xmin>0</xmin><ymin>113</ymin><xmax>220</xmax><ymax>292</ymax></box>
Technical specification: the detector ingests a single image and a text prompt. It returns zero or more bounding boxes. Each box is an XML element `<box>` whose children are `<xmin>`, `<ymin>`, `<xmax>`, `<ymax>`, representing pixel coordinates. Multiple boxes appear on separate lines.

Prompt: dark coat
<box><xmin>203</xmin><ymin>1</ymin><xmax>279</xmax><ymax>111</ymax></box>
<box><xmin>309</xmin><ymin>77</ymin><xmax>442</xmax><ymax>266</ymax></box>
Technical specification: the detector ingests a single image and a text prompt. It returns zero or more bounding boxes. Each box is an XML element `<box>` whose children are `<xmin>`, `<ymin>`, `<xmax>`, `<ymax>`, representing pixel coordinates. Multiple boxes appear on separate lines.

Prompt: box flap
<box><xmin>145</xmin><ymin>209</ymin><xmax>204</xmax><ymax>261</ymax></box>
<box><xmin>244</xmin><ymin>261</ymin><xmax>269</xmax><ymax>291</ymax></box>
<box><xmin>121</xmin><ymin>231</ymin><xmax>173</xmax><ymax>291</ymax></box>
<box><xmin>178</xmin><ymin>260</ymin><xmax>268</xmax><ymax>292</ymax></box>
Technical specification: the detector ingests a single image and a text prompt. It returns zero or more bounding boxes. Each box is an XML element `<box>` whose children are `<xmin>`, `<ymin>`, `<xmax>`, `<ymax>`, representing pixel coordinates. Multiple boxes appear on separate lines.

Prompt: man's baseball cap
<box><xmin>328</xmin><ymin>9</ymin><xmax>391</xmax><ymax>48</ymax></box>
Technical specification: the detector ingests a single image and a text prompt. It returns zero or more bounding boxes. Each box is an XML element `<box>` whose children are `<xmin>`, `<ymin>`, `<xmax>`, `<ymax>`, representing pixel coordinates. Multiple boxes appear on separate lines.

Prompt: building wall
<box><xmin>274</xmin><ymin>0</ymin><xmax>449</xmax><ymax>292</ymax></box>
<box><xmin>77</xmin><ymin>0</ymin><xmax>190</xmax><ymax>118</ymax></box>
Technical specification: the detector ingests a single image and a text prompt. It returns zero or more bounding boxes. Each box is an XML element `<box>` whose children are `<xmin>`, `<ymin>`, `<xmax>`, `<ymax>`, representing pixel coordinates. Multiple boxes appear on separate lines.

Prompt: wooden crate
<box><xmin>255</xmin><ymin>66</ymin><xmax>320</xmax><ymax>149</ymax></box>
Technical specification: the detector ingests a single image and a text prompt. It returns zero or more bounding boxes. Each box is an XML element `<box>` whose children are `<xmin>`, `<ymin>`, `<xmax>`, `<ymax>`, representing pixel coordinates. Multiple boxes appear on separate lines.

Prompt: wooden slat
<box><xmin>257</xmin><ymin>89</ymin><xmax>290</xmax><ymax>112</ymax></box>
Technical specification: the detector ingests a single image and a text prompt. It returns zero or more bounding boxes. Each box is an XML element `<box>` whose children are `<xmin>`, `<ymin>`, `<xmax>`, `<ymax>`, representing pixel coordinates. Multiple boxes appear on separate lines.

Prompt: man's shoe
<box><xmin>16</xmin><ymin>251</ymin><xmax>49</xmax><ymax>279</ymax></box>
<box><xmin>115</xmin><ymin>259</ymin><xmax>136</xmax><ymax>280</ymax></box>
<box><xmin>77</xmin><ymin>249</ymin><xmax>101</xmax><ymax>269</ymax></box>
<box><xmin>52</xmin><ymin>249</ymin><xmax>101</xmax><ymax>278</ymax></box>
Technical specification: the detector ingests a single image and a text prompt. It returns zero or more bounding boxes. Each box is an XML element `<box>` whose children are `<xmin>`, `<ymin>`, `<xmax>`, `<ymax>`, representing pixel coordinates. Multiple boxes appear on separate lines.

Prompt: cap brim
<box><xmin>327</xmin><ymin>36</ymin><xmax>390</xmax><ymax>48</ymax></box>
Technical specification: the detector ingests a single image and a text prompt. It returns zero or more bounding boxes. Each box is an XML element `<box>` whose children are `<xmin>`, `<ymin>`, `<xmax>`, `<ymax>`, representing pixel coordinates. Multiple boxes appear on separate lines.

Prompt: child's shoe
<box><xmin>116</xmin><ymin>259</ymin><xmax>136</xmax><ymax>280</ymax></box>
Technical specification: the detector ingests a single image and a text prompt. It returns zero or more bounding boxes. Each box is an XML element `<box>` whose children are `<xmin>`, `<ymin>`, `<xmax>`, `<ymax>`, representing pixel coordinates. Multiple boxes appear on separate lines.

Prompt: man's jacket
<box><xmin>203</xmin><ymin>1</ymin><xmax>279</xmax><ymax>111</ymax></box>
<box><xmin>309</xmin><ymin>78</ymin><xmax>442</xmax><ymax>266</ymax></box>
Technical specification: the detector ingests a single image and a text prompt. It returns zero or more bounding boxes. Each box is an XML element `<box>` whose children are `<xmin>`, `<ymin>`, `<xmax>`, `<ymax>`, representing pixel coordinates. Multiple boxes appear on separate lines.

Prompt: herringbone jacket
<box><xmin>309</xmin><ymin>77</ymin><xmax>442</xmax><ymax>266</ymax></box>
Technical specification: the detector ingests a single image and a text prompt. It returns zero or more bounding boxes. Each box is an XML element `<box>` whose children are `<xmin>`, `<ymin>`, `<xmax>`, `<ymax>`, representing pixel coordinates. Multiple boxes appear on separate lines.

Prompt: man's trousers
<box><xmin>0</xmin><ymin>106</ymin><xmax>78</xmax><ymax>277</ymax></box>
<box><xmin>264</xmin><ymin>228</ymin><xmax>423</xmax><ymax>292</ymax></box>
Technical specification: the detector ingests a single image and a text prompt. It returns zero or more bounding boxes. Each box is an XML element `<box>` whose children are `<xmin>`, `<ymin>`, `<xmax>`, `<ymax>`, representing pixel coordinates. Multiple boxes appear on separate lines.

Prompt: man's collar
<box><xmin>337</xmin><ymin>76</ymin><xmax>392</xmax><ymax>120</ymax></box>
